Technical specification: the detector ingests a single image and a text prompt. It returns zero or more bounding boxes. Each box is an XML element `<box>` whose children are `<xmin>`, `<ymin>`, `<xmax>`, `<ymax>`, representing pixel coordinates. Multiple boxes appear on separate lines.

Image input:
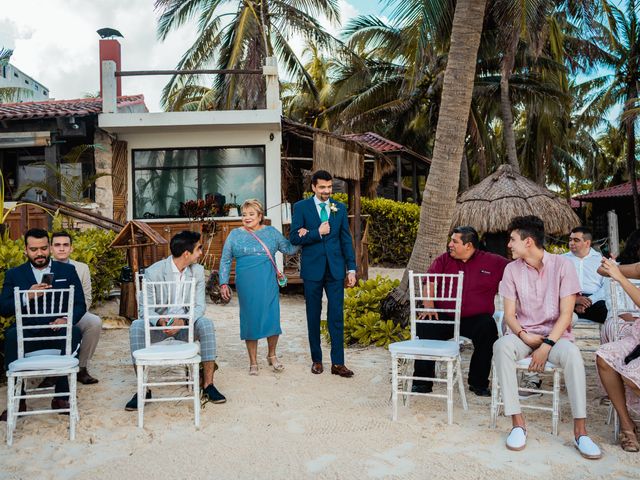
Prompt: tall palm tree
<box><xmin>154</xmin><ymin>0</ymin><xmax>343</xmax><ymax>110</ymax></box>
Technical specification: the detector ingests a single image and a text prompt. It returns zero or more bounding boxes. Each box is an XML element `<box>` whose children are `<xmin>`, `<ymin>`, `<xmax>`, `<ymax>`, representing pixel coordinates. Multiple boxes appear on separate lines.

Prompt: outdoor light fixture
<box><xmin>68</xmin><ymin>116</ymin><xmax>80</xmax><ymax>129</ymax></box>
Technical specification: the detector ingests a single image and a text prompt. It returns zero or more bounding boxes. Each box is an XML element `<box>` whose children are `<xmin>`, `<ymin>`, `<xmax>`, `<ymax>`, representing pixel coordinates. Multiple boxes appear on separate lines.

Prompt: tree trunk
<box><xmin>383</xmin><ymin>0</ymin><xmax>488</xmax><ymax>321</ymax></box>
<box><xmin>459</xmin><ymin>151</ymin><xmax>469</xmax><ymax>193</ymax></box>
<box><xmin>625</xmin><ymin>95</ymin><xmax>640</xmax><ymax>228</ymax></box>
<box><xmin>500</xmin><ymin>30</ymin><xmax>520</xmax><ymax>172</ymax></box>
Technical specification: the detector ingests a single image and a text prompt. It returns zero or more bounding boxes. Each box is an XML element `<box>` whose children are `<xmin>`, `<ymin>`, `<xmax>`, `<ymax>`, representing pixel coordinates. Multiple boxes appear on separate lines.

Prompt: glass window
<box><xmin>132</xmin><ymin>146</ymin><xmax>265</xmax><ymax>218</ymax></box>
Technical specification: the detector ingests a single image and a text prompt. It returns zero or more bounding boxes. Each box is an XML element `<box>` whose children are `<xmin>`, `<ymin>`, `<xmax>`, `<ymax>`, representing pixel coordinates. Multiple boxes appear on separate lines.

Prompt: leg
<box><xmin>596</xmin><ymin>355</ymin><xmax>636</xmax><ymax>432</ymax></box>
<box><xmin>267</xmin><ymin>335</ymin><xmax>279</xmax><ymax>358</ymax></box>
<box><xmin>130</xmin><ymin>319</ymin><xmax>166</xmax><ymax>374</ymax></box>
<box><xmin>3</xmin><ymin>326</ymin><xmax>18</xmax><ymax>370</ymax></box>
<box><xmin>492</xmin><ymin>334</ymin><xmax>533</xmax><ymax>426</ymax></box>
<box><xmin>54</xmin><ymin>326</ymin><xmax>82</xmax><ymax>399</ymax></box>
<box><xmin>324</xmin><ymin>276</ymin><xmax>346</xmax><ymax>366</ymax></box>
<box><xmin>303</xmin><ymin>279</ymin><xmax>325</xmax><ymax>363</ymax></box>
<box><xmin>579</xmin><ymin>300</ymin><xmax>608</xmax><ymax>324</ymax></box>
<box><xmin>460</xmin><ymin>314</ymin><xmax>498</xmax><ymax>390</ymax></box>
<box><xmin>413</xmin><ymin>319</ymin><xmax>453</xmax><ymax>387</ymax></box>
<box><xmin>191</xmin><ymin>317</ymin><xmax>217</xmax><ymax>386</ymax></box>
<box><xmin>246</xmin><ymin>340</ymin><xmax>258</xmax><ymax>372</ymax></box>
<box><xmin>76</xmin><ymin>311</ymin><xmax>102</xmax><ymax>369</ymax></box>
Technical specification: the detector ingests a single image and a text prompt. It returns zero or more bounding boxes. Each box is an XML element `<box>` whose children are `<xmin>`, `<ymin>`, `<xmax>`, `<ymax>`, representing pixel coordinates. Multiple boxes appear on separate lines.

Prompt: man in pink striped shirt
<box><xmin>493</xmin><ymin>216</ymin><xmax>601</xmax><ymax>459</ymax></box>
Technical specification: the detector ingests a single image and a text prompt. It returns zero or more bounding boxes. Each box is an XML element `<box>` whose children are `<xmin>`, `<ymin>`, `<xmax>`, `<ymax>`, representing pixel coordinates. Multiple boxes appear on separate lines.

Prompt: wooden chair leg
<box><xmin>447</xmin><ymin>361</ymin><xmax>454</xmax><ymax>425</ymax></box>
<box><xmin>6</xmin><ymin>375</ymin><xmax>16</xmax><ymax>446</ymax></box>
<box><xmin>193</xmin><ymin>364</ymin><xmax>200</xmax><ymax>428</ymax></box>
<box><xmin>552</xmin><ymin>370</ymin><xmax>560</xmax><ymax>436</ymax></box>
<box><xmin>456</xmin><ymin>359</ymin><xmax>468</xmax><ymax>410</ymax></box>
<box><xmin>391</xmin><ymin>354</ymin><xmax>398</xmax><ymax>421</ymax></box>
<box><xmin>490</xmin><ymin>363</ymin><xmax>498</xmax><ymax>429</ymax></box>
<box><xmin>68</xmin><ymin>373</ymin><xmax>77</xmax><ymax>441</ymax></box>
<box><xmin>137</xmin><ymin>364</ymin><xmax>145</xmax><ymax>428</ymax></box>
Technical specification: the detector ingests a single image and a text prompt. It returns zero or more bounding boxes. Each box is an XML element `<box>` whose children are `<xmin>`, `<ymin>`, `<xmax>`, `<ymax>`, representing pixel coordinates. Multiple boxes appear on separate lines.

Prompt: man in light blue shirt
<box><xmin>563</xmin><ymin>227</ymin><xmax>607</xmax><ymax>323</ymax></box>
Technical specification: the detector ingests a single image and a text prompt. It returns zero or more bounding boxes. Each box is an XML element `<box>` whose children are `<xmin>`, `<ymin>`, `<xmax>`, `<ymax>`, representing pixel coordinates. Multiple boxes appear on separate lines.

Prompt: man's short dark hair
<box><xmin>570</xmin><ymin>226</ymin><xmax>592</xmax><ymax>241</ymax></box>
<box><xmin>452</xmin><ymin>226</ymin><xmax>479</xmax><ymax>249</ymax></box>
<box><xmin>508</xmin><ymin>215</ymin><xmax>545</xmax><ymax>248</ymax></box>
<box><xmin>52</xmin><ymin>231</ymin><xmax>73</xmax><ymax>245</ymax></box>
<box><xmin>311</xmin><ymin>170</ymin><xmax>332</xmax><ymax>185</ymax></box>
<box><xmin>170</xmin><ymin>230</ymin><xmax>201</xmax><ymax>257</ymax></box>
<box><xmin>24</xmin><ymin>228</ymin><xmax>49</xmax><ymax>245</ymax></box>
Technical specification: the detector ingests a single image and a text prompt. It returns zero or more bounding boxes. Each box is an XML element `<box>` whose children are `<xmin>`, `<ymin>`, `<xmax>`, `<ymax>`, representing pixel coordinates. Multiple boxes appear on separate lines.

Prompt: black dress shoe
<box><xmin>125</xmin><ymin>390</ymin><xmax>152</xmax><ymax>411</ymax></box>
<box><xmin>0</xmin><ymin>400</ymin><xmax>27</xmax><ymax>421</ymax></box>
<box><xmin>51</xmin><ymin>398</ymin><xmax>70</xmax><ymax>415</ymax></box>
<box><xmin>38</xmin><ymin>377</ymin><xmax>57</xmax><ymax>389</ymax></box>
<box><xmin>411</xmin><ymin>383</ymin><xmax>433</xmax><ymax>394</ymax></box>
<box><xmin>469</xmin><ymin>385</ymin><xmax>491</xmax><ymax>397</ymax></box>
<box><xmin>202</xmin><ymin>384</ymin><xmax>226</xmax><ymax>404</ymax></box>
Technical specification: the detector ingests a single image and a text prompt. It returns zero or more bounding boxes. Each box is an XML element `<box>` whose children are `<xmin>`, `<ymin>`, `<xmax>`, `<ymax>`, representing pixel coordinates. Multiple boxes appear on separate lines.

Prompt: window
<box><xmin>24</xmin><ymin>79</ymin><xmax>29</xmax><ymax>85</ymax></box>
<box><xmin>13</xmin><ymin>72</ymin><xmax>18</xmax><ymax>78</ymax></box>
<box><xmin>34</xmin><ymin>84</ymin><xmax>39</xmax><ymax>91</ymax></box>
<box><xmin>43</xmin><ymin>90</ymin><xmax>48</xmax><ymax>96</ymax></box>
<box><xmin>1</xmin><ymin>66</ymin><xmax>5</xmax><ymax>78</ymax></box>
<box><xmin>132</xmin><ymin>146</ymin><xmax>266</xmax><ymax>219</ymax></box>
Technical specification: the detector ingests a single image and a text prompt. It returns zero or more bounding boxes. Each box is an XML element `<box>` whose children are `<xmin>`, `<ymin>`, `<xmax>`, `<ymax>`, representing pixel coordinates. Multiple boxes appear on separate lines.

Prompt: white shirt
<box><xmin>30</xmin><ymin>260</ymin><xmax>51</xmax><ymax>284</ymax></box>
<box><xmin>168</xmin><ymin>258</ymin><xmax>188</xmax><ymax>316</ymax></box>
<box><xmin>563</xmin><ymin>248</ymin><xmax>605</xmax><ymax>303</ymax></box>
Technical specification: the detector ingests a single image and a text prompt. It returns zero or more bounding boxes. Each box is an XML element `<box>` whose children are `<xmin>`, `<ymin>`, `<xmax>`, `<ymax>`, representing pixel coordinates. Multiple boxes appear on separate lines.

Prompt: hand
<box><xmin>49</xmin><ymin>317</ymin><xmax>68</xmax><ymax>331</ymax></box>
<box><xmin>519</xmin><ymin>332</ymin><xmax>544</xmax><ymax>349</ymax></box>
<box><xmin>418</xmin><ymin>302</ymin><xmax>439</xmax><ymax>320</ymax></box>
<box><xmin>297</xmin><ymin>228</ymin><xmax>309</xmax><ymax>237</ymax></box>
<box><xmin>346</xmin><ymin>272</ymin><xmax>356</xmax><ymax>288</ymax></box>
<box><xmin>319</xmin><ymin>221</ymin><xmax>330</xmax><ymax>236</ymax></box>
<box><xmin>575</xmin><ymin>295</ymin><xmax>592</xmax><ymax>308</ymax></box>
<box><xmin>575</xmin><ymin>304</ymin><xmax>586</xmax><ymax>314</ymax></box>
<box><xmin>27</xmin><ymin>283</ymin><xmax>51</xmax><ymax>300</ymax></box>
<box><xmin>157</xmin><ymin>317</ymin><xmax>185</xmax><ymax>336</ymax></box>
<box><xmin>600</xmin><ymin>257</ymin><xmax>624</xmax><ymax>282</ymax></box>
<box><xmin>220</xmin><ymin>284</ymin><xmax>231</xmax><ymax>302</ymax></box>
<box><xmin>529</xmin><ymin>343</ymin><xmax>552</xmax><ymax>372</ymax></box>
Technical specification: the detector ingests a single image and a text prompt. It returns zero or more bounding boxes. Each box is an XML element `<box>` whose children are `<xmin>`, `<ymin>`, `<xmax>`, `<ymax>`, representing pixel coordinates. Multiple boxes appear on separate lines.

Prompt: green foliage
<box><xmin>546</xmin><ymin>243</ymin><xmax>569</xmax><ymax>255</ymax></box>
<box><xmin>0</xmin><ymin>235</ymin><xmax>23</xmax><ymax>340</ymax></box>
<box><xmin>322</xmin><ymin>275</ymin><xmax>407</xmax><ymax>349</ymax></box>
<box><xmin>330</xmin><ymin>194</ymin><xmax>419</xmax><ymax>266</ymax></box>
<box><xmin>70</xmin><ymin>229</ymin><xmax>126</xmax><ymax>303</ymax></box>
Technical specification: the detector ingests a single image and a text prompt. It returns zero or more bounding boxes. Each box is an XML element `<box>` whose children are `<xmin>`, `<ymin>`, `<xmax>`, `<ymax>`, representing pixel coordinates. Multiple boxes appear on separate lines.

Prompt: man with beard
<box><xmin>0</xmin><ymin>228</ymin><xmax>85</xmax><ymax>421</ymax></box>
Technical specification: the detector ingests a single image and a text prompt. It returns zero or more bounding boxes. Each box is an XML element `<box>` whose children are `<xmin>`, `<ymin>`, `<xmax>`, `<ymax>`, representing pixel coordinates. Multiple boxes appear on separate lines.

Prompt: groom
<box><xmin>290</xmin><ymin>170</ymin><xmax>357</xmax><ymax>377</ymax></box>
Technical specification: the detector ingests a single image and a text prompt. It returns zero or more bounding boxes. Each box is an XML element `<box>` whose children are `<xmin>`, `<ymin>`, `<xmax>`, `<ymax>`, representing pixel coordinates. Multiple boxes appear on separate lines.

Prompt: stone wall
<box><xmin>93</xmin><ymin>129</ymin><xmax>114</xmax><ymax>219</ymax></box>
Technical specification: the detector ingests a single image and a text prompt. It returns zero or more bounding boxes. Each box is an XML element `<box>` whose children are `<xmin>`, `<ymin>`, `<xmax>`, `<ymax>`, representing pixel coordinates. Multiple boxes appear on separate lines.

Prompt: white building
<box><xmin>0</xmin><ymin>63</ymin><xmax>50</xmax><ymax>102</ymax></box>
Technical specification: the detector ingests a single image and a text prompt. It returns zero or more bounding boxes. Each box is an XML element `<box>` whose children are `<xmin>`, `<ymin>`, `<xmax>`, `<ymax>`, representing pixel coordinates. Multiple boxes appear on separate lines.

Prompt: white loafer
<box><xmin>506</xmin><ymin>426</ymin><xmax>527</xmax><ymax>451</ymax></box>
<box><xmin>574</xmin><ymin>435</ymin><xmax>602</xmax><ymax>459</ymax></box>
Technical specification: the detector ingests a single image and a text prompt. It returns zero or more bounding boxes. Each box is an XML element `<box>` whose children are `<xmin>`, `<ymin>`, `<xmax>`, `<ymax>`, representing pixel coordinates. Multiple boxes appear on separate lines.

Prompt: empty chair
<box><xmin>5</xmin><ymin>287</ymin><xmax>79</xmax><ymax>446</ymax></box>
<box><xmin>389</xmin><ymin>271</ymin><xmax>467</xmax><ymax>424</ymax></box>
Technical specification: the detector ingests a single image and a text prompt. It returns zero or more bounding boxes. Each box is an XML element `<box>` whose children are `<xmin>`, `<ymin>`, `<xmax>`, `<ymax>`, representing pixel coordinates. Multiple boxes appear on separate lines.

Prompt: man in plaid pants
<box><xmin>125</xmin><ymin>230</ymin><xmax>226</xmax><ymax>410</ymax></box>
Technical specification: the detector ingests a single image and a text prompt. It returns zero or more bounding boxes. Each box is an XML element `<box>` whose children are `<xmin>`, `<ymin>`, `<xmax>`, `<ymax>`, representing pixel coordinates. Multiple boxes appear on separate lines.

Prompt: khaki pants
<box><xmin>77</xmin><ymin>311</ymin><xmax>102</xmax><ymax>368</ymax></box>
<box><xmin>493</xmin><ymin>334</ymin><xmax>586</xmax><ymax>418</ymax></box>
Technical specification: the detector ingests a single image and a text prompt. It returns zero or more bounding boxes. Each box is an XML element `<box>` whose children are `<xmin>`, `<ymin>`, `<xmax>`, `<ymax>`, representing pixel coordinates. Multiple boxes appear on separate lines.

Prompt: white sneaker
<box><xmin>518</xmin><ymin>375</ymin><xmax>542</xmax><ymax>400</ymax></box>
<box><xmin>506</xmin><ymin>426</ymin><xmax>527</xmax><ymax>451</ymax></box>
<box><xmin>574</xmin><ymin>435</ymin><xmax>602</xmax><ymax>459</ymax></box>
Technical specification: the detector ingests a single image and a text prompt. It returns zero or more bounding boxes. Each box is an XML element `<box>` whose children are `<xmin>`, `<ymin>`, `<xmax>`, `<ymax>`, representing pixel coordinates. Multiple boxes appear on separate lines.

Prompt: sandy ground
<box><xmin>0</xmin><ymin>267</ymin><xmax>639</xmax><ymax>479</ymax></box>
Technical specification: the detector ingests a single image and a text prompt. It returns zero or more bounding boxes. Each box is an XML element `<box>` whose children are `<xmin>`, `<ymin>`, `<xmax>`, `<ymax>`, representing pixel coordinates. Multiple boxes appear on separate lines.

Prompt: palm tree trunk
<box><xmin>500</xmin><ymin>30</ymin><xmax>520</xmax><ymax>172</ymax></box>
<box><xmin>625</xmin><ymin>97</ymin><xmax>640</xmax><ymax>228</ymax></box>
<box><xmin>384</xmin><ymin>0</ymin><xmax>488</xmax><ymax>315</ymax></box>
<box><xmin>459</xmin><ymin>151</ymin><xmax>469</xmax><ymax>193</ymax></box>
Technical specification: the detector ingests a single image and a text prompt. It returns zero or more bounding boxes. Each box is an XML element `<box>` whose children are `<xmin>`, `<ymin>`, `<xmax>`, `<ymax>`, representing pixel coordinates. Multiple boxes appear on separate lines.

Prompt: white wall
<box><xmin>0</xmin><ymin>63</ymin><xmax>50</xmax><ymax>102</ymax></box>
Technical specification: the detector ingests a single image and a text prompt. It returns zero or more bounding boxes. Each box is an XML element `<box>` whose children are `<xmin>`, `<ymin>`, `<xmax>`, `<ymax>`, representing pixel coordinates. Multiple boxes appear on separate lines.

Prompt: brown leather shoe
<box><xmin>77</xmin><ymin>368</ymin><xmax>99</xmax><ymax>385</ymax></box>
<box><xmin>311</xmin><ymin>362</ymin><xmax>324</xmax><ymax>374</ymax></box>
<box><xmin>51</xmin><ymin>398</ymin><xmax>70</xmax><ymax>415</ymax></box>
<box><xmin>331</xmin><ymin>364</ymin><xmax>354</xmax><ymax>378</ymax></box>
<box><xmin>0</xmin><ymin>400</ymin><xmax>27</xmax><ymax>421</ymax></box>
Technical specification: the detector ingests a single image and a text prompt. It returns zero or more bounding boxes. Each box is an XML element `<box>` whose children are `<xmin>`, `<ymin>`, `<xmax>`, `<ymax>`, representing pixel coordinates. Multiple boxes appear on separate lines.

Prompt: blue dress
<box><xmin>219</xmin><ymin>226</ymin><xmax>299</xmax><ymax>340</ymax></box>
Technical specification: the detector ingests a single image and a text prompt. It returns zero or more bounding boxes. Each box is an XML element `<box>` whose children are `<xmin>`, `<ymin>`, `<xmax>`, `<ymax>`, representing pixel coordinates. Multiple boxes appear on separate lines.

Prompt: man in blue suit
<box><xmin>290</xmin><ymin>170</ymin><xmax>357</xmax><ymax>377</ymax></box>
<box><xmin>0</xmin><ymin>228</ymin><xmax>85</xmax><ymax>420</ymax></box>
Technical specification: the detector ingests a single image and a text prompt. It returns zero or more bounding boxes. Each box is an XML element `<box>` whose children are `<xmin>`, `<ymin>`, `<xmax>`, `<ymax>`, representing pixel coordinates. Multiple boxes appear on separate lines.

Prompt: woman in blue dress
<box><xmin>219</xmin><ymin>199</ymin><xmax>302</xmax><ymax>375</ymax></box>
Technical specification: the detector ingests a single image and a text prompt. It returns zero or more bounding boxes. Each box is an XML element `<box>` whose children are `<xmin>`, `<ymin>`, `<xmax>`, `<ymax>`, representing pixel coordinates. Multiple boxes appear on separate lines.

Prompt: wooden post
<box><xmin>354</xmin><ymin>179</ymin><xmax>362</xmax><ymax>279</ymax></box>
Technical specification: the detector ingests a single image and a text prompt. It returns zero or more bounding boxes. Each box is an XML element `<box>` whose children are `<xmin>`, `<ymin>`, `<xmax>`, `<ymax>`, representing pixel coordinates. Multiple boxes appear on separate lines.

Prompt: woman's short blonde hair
<box><xmin>241</xmin><ymin>199</ymin><xmax>265</xmax><ymax>223</ymax></box>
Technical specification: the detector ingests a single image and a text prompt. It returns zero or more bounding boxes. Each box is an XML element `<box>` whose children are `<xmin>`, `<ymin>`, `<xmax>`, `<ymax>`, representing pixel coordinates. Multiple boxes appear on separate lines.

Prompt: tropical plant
<box><xmin>0</xmin><ymin>48</ymin><xmax>32</xmax><ymax>104</ymax></box>
<box><xmin>0</xmin><ymin>170</ymin><xmax>54</xmax><ymax>238</ymax></box>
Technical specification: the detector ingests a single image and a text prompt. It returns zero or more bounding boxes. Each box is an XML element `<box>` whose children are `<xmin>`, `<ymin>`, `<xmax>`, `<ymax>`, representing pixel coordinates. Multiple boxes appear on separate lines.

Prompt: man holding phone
<box><xmin>0</xmin><ymin>228</ymin><xmax>86</xmax><ymax>421</ymax></box>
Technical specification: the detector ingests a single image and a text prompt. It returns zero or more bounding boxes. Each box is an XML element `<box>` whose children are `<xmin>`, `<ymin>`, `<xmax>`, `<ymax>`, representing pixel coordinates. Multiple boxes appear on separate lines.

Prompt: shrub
<box><xmin>0</xmin><ymin>235</ymin><xmax>23</xmax><ymax>341</ymax></box>
<box><xmin>322</xmin><ymin>275</ymin><xmax>408</xmax><ymax>349</ymax></box>
<box><xmin>330</xmin><ymin>194</ymin><xmax>419</xmax><ymax>266</ymax></box>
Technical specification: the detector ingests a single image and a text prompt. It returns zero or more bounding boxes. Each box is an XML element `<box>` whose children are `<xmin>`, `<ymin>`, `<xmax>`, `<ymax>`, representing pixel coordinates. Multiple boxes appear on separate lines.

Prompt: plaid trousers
<box><xmin>129</xmin><ymin>316</ymin><xmax>217</xmax><ymax>362</ymax></box>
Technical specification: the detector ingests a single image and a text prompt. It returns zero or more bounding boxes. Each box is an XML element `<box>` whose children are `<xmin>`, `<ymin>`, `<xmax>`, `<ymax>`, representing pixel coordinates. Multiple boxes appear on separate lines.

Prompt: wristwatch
<box><xmin>542</xmin><ymin>337</ymin><xmax>556</xmax><ymax>347</ymax></box>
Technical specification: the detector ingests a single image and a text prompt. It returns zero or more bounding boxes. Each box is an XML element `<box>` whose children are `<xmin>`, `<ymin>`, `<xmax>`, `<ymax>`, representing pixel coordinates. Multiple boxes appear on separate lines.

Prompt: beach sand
<box><xmin>1</xmin><ymin>267</ymin><xmax>639</xmax><ymax>479</ymax></box>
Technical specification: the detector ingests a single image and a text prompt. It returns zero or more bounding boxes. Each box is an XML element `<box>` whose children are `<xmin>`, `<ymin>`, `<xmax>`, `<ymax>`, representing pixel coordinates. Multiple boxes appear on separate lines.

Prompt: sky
<box><xmin>0</xmin><ymin>0</ymin><xmax>387</xmax><ymax>112</ymax></box>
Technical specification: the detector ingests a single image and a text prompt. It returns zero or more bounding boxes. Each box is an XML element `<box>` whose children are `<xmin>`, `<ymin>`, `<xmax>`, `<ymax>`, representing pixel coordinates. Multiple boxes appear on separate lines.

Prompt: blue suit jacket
<box><xmin>289</xmin><ymin>197</ymin><xmax>356</xmax><ymax>281</ymax></box>
<box><xmin>0</xmin><ymin>260</ymin><xmax>86</xmax><ymax>325</ymax></box>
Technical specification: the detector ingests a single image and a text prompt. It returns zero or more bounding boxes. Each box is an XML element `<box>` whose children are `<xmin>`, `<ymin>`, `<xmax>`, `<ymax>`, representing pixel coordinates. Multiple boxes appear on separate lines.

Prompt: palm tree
<box><xmin>154</xmin><ymin>0</ymin><xmax>343</xmax><ymax>110</ymax></box>
<box><xmin>579</xmin><ymin>0</ymin><xmax>640</xmax><ymax>227</ymax></box>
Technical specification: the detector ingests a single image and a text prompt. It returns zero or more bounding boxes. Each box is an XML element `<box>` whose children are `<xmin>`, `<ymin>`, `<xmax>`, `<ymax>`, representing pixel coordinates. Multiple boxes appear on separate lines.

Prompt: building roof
<box><xmin>573</xmin><ymin>180</ymin><xmax>640</xmax><ymax>201</ymax></box>
<box><xmin>0</xmin><ymin>94</ymin><xmax>146</xmax><ymax>121</ymax></box>
<box><xmin>343</xmin><ymin>132</ymin><xmax>430</xmax><ymax>164</ymax></box>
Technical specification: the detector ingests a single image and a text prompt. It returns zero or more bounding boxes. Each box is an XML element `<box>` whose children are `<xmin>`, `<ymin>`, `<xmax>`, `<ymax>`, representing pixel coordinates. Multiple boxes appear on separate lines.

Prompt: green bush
<box><xmin>0</xmin><ymin>235</ymin><xmax>24</xmax><ymax>340</ymax></box>
<box><xmin>322</xmin><ymin>275</ymin><xmax>408</xmax><ymax>349</ymax></box>
<box><xmin>330</xmin><ymin>194</ymin><xmax>419</xmax><ymax>266</ymax></box>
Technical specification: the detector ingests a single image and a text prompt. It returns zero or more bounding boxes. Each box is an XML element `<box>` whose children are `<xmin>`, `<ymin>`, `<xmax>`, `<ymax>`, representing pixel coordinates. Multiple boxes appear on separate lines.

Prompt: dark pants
<box><xmin>303</xmin><ymin>264</ymin><xmax>345</xmax><ymax>365</ymax></box>
<box><xmin>413</xmin><ymin>313</ymin><xmax>498</xmax><ymax>389</ymax></box>
<box><xmin>576</xmin><ymin>299</ymin><xmax>608</xmax><ymax>324</ymax></box>
<box><xmin>4</xmin><ymin>324</ymin><xmax>82</xmax><ymax>398</ymax></box>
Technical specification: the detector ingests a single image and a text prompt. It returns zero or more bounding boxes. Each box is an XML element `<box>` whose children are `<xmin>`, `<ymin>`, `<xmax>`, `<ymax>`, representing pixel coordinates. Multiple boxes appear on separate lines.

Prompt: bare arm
<box><xmin>503</xmin><ymin>297</ymin><xmax>544</xmax><ymax>348</ymax></box>
<box><xmin>601</xmin><ymin>258</ymin><xmax>640</xmax><ymax>308</ymax></box>
<box><xmin>598</xmin><ymin>262</ymin><xmax>640</xmax><ymax>279</ymax></box>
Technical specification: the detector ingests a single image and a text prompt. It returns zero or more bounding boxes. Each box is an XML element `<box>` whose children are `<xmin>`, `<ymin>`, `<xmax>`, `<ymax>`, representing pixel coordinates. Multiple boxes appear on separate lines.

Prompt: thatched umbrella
<box><xmin>451</xmin><ymin>164</ymin><xmax>580</xmax><ymax>236</ymax></box>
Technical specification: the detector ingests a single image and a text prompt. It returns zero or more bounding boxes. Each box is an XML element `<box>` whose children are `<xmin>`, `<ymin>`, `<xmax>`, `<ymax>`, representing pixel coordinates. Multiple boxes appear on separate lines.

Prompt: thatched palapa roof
<box><xmin>451</xmin><ymin>164</ymin><xmax>580</xmax><ymax>235</ymax></box>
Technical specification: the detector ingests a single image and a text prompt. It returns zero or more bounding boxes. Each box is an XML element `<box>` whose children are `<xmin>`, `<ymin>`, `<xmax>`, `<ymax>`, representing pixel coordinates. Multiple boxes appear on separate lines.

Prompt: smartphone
<box><xmin>41</xmin><ymin>273</ymin><xmax>54</xmax><ymax>285</ymax></box>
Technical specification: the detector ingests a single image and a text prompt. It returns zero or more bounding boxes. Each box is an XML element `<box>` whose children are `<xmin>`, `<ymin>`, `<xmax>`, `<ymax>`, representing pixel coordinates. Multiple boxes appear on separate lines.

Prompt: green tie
<box><xmin>319</xmin><ymin>202</ymin><xmax>329</xmax><ymax>222</ymax></box>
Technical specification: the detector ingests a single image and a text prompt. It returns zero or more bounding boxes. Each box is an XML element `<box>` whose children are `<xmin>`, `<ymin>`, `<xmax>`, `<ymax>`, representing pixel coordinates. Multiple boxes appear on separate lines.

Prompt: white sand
<box><xmin>1</xmin><ymin>269</ymin><xmax>639</xmax><ymax>479</ymax></box>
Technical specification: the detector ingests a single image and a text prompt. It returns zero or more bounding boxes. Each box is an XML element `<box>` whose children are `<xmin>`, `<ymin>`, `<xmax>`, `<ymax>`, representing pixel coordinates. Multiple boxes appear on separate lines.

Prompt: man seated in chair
<box><xmin>493</xmin><ymin>216</ymin><xmax>601</xmax><ymax>459</ymax></box>
<box><xmin>125</xmin><ymin>230</ymin><xmax>226</xmax><ymax>410</ymax></box>
<box><xmin>563</xmin><ymin>226</ymin><xmax>608</xmax><ymax>323</ymax></box>
<box><xmin>0</xmin><ymin>228</ymin><xmax>85</xmax><ymax>420</ymax></box>
<box><xmin>413</xmin><ymin>226</ymin><xmax>509</xmax><ymax>397</ymax></box>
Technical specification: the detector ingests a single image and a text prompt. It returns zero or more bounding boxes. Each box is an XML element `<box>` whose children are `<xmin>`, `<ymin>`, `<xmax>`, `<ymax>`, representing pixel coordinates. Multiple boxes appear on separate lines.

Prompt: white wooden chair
<box><xmin>5</xmin><ymin>287</ymin><xmax>79</xmax><ymax>446</ymax></box>
<box><xmin>606</xmin><ymin>279</ymin><xmax>640</xmax><ymax>441</ymax></box>
<box><xmin>133</xmin><ymin>279</ymin><xmax>200</xmax><ymax>428</ymax></box>
<box><xmin>389</xmin><ymin>271</ymin><xmax>467</xmax><ymax>424</ymax></box>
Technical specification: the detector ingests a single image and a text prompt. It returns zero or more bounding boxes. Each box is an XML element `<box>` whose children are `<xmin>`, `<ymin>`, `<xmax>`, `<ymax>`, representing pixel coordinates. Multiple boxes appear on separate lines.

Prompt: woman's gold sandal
<box><xmin>249</xmin><ymin>364</ymin><xmax>259</xmax><ymax>376</ymax></box>
<box><xmin>619</xmin><ymin>429</ymin><xmax>640</xmax><ymax>452</ymax></box>
<box><xmin>267</xmin><ymin>355</ymin><xmax>285</xmax><ymax>372</ymax></box>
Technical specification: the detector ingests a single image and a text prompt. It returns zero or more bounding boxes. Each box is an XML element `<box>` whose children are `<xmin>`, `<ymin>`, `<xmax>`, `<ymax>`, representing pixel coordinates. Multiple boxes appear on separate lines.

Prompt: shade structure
<box><xmin>451</xmin><ymin>164</ymin><xmax>580</xmax><ymax>235</ymax></box>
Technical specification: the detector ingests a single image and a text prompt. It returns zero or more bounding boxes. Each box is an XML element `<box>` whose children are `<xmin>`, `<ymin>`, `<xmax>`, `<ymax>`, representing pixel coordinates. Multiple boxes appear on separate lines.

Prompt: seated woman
<box><xmin>219</xmin><ymin>199</ymin><xmax>300</xmax><ymax>375</ymax></box>
<box><xmin>601</xmin><ymin>230</ymin><xmax>640</xmax><ymax>344</ymax></box>
<box><xmin>596</xmin><ymin>258</ymin><xmax>640</xmax><ymax>452</ymax></box>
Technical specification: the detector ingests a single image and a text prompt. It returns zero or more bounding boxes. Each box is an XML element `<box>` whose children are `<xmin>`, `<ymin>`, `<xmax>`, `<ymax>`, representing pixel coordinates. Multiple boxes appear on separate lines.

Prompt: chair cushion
<box><xmin>25</xmin><ymin>349</ymin><xmax>62</xmax><ymax>357</ymax></box>
<box><xmin>389</xmin><ymin>339</ymin><xmax>459</xmax><ymax>357</ymax></box>
<box><xmin>516</xmin><ymin>357</ymin><xmax>559</xmax><ymax>371</ymax></box>
<box><xmin>9</xmin><ymin>355</ymin><xmax>79</xmax><ymax>372</ymax></box>
<box><xmin>133</xmin><ymin>342</ymin><xmax>200</xmax><ymax>361</ymax></box>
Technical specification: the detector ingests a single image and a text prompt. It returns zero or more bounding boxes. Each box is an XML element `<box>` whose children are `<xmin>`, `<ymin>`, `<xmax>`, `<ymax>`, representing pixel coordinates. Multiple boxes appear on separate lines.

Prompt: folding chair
<box><xmin>133</xmin><ymin>279</ymin><xmax>200</xmax><ymax>428</ymax></box>
<box><xmin>5</xmin><ymin>287</ymin><xmax>79</xmax><ymax>446</ymax></box>
<box><xmin>606</xmin><ymin>279</ymin><xmax>640</xmax><ymax>441</ymax></box>
<box><xmin>389</xmin><ymin>271</ymin><xmax>467</xmax><ymax>424</ymax></box>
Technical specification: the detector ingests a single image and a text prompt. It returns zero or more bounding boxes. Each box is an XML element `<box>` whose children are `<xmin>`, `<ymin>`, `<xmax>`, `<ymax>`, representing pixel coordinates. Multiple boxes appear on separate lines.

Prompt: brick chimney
<box><xmin>99</xmin><ymin>39</ymin><xmax>121</xmax><ymax>97</ymax></box>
